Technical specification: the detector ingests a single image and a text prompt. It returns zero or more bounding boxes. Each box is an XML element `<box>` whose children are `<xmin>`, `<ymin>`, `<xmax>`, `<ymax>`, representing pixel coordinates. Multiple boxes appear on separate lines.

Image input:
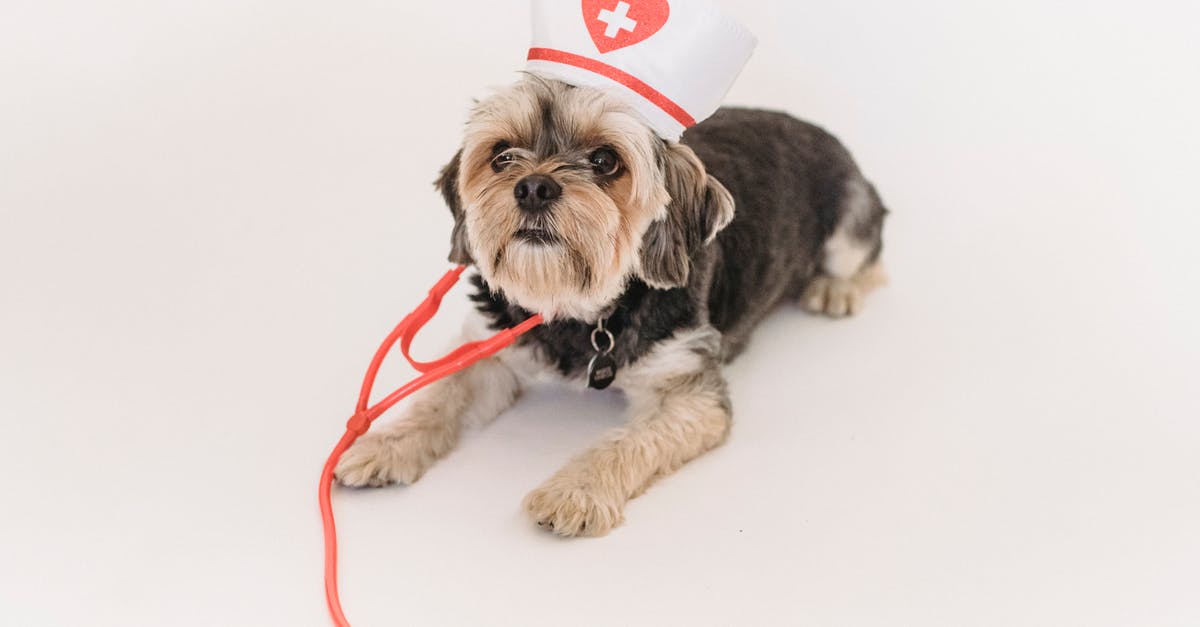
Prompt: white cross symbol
<box><xmin>597</xmin><ymin>1</ymin><xmax>638</xmax><ymax>38</ymax></box>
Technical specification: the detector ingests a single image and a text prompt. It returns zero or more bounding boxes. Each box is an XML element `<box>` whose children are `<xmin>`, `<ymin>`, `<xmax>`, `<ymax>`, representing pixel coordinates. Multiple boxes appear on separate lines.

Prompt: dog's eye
<box><xmin>589</xmin><ymin>147</ymin><xmax>620</xmax><ymax>176</ymax></box>
<box><xmin>491</xmin><ymin>146</ymin><xmax>515</xmax><ymax>173</ymax></box>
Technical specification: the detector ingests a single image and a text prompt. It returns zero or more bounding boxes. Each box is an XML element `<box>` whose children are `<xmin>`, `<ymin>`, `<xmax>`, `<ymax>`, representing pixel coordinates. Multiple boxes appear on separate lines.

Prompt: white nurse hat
<box><xmin>526</xmin><ymin>0</ymin><xmax>757</xmax><ymax>141</ymax></box>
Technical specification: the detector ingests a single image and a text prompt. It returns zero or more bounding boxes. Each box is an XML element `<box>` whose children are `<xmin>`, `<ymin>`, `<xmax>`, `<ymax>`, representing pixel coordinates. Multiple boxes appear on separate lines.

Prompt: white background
<box><xmin>2</xmin><ymin>1</ymin><xmax>1199</xmax><ymax>625</ymax></box>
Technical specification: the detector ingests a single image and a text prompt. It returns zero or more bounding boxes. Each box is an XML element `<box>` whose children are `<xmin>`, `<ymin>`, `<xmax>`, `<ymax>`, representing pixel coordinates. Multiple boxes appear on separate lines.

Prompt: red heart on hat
<box><xmin>582</xmin><ymin>0</ymin><xmax>670</xmax><ymax>54</ymax></box>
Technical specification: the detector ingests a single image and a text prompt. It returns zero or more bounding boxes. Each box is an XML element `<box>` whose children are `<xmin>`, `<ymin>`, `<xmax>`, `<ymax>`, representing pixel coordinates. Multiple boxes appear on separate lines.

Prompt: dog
<box><xmin>334</xmin><ymin>75</ymin><xmax>888</xmax><ymax>536</ymax></box>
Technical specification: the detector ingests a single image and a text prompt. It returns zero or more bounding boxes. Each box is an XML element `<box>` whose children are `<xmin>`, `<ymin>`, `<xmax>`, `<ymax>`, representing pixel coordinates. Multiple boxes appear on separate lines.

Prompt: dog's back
<box><xmin>683</xmin><ymin>108</ymin><xmax>888</xmax><ymax>358</ymax></box>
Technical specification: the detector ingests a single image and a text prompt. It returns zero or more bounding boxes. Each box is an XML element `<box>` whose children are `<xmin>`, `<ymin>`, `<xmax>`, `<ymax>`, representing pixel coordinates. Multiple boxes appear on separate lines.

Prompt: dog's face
<box><xmin>437</xmin><ymin>76</ymin><xmax>735</xmax><ymax>320</ymax></box>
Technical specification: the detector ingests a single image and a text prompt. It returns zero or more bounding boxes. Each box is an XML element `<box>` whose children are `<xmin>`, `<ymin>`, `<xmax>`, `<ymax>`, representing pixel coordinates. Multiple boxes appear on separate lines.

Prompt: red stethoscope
<box><xmin>318</xmin><ymin>265</ymin><xmax>544</xmax><ymax>626</ymax></box>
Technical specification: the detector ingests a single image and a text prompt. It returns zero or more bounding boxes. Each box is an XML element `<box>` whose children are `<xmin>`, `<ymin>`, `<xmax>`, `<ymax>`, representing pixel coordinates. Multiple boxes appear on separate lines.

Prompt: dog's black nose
<box><xmin>514</xmin><ymin>175</ymin><xmax>561</xmax><ymax>212</ymax></box>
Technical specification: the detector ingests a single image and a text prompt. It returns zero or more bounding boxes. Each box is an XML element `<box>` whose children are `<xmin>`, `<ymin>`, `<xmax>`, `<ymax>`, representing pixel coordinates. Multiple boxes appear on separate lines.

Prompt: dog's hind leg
<box><xmin>802</xmin><ymin>176</ymin><xmax>888</xmax><ymax>317</ymax></box>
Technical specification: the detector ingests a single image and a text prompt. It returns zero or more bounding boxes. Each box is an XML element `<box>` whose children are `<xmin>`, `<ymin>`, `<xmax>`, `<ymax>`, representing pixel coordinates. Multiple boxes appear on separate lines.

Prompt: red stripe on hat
<box><xmin>527</xmin><ymin>47</ymin><xmax>696</xmax><ymax>129</ymax></box>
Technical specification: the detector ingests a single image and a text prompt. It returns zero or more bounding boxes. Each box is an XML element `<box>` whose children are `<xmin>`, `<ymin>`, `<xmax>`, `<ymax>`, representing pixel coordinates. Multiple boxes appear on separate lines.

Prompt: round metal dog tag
<box><xmin>587</xmin><ymin>353</ymin><xmax>617</xmax><ymax>390</ymax></box>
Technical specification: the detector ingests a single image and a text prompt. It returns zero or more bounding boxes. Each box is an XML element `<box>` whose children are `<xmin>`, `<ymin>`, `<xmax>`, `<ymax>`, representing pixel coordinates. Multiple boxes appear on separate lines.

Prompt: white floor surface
<box><xmin>2</xmin><ymin>1</ymin><xmax>1199</xmax><ymax>625</ymax></box>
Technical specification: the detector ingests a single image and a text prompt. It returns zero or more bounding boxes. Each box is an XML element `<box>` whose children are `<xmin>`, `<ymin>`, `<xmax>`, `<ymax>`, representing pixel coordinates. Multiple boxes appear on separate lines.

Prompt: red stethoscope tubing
<box><xmin>319</xmin><ymin>265</ymin><xmax>543</xmax><ymax>627</ymax></box>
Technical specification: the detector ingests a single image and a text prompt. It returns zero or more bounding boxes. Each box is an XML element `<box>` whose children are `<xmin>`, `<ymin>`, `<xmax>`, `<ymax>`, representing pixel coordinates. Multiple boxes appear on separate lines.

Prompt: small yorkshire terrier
<box><xmin>335</xmin><ymin>75</ymin><xmax>887</xmax><ymax>536</ymax></box>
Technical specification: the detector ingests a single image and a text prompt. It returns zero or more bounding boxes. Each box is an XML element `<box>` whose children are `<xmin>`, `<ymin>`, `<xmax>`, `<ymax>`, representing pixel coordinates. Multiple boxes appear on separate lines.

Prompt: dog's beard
<box><xmin>465</xmin><ymin>181</ymin><xmax>636</xmax><ymax>320</ymax></box>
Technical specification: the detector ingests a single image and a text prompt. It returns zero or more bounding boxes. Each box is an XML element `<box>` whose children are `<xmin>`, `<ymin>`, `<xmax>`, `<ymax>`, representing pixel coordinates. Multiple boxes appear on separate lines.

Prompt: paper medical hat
<box><xmin>526</xmin><ymin>0</ymin><xmax>757</xmax><ymax>140</ymax></box>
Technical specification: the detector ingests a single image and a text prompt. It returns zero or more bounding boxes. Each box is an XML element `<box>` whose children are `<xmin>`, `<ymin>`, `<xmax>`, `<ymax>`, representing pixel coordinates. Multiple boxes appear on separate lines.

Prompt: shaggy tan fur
<box><xmin>334</xmin><ymin>345</ymin><xmax>523</xmax><ymax>487</ymax></box>
<box><xmin>457</xmin><ymin>78</ymin><xmax>669</xmax><ymax>320</ymax></box>
<box><xmin>802</xmin><ymin>262</ymin><xmax>888</xmax><ymax>317</ymax></box>
<box><xmin>524</xmin><ymin>327</ymin><xmax>730</xmax><ymax>536</ymax></box>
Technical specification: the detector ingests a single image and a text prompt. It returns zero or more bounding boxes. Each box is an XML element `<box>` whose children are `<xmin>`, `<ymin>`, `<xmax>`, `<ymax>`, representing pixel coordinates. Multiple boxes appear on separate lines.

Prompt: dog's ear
<box><xmin>637</xmin><ymin>142</ymin><xmax>735</xmax><ymax>289</ymax></box>
<box><xmin>435</xmin><ymin>149</ymin><xmax>473</xmax><ymax>265</ymax></box>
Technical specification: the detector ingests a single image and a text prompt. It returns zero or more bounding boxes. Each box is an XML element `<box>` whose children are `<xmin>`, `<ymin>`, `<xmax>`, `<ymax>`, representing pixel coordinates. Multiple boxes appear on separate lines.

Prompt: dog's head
<box><xmin>436</xmin><ymin>75</ymin><xmax>734</xmax><ymax>319</ymax></box>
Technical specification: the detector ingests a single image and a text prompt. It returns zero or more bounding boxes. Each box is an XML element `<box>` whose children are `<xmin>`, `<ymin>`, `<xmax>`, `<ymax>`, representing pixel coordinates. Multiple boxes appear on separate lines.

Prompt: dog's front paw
<box><xmin>334</xmin><ymin>424</ymin><xmax>451</xmax><ymax>488</ymax></box>
<box><xmin>523</xmin><ymin>472</ymin><xmax>625</xmax><ymax>537</ymax></box>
